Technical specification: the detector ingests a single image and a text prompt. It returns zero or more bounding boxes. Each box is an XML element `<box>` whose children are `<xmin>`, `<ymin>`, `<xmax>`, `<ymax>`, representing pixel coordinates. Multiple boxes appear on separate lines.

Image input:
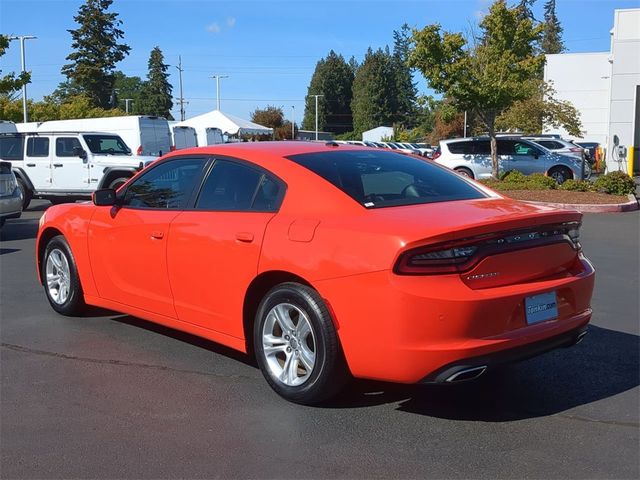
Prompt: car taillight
<box><xmin>432</xmin><ymin>150</ymin><xmax>441</xmax><ymax>160</ymax></box>
<box><xmin>170</xmin><ymin>145</ymin><xmax>176</xmax><ymax>152</ymax></box>
<box><xmin>570</xmin><ymin>147</ymin><xmax>583</xmax><ymax>153</ymax></box>
<box><xmin>136</xmin><ymin>145</ymin><xmax>143</xmax><ymax>155</ymax></box>
<box><xmin>394</xmin><ymin>222</ymin><xmax>581</xmax><ymax>275</ymax></box>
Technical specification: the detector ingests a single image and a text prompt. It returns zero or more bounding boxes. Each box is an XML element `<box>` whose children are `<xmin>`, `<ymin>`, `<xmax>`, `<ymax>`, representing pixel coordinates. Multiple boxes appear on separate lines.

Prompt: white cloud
<box><xmin>227</xmin><ymin>17</ymin><xmax>236</xmax><ymax>28</ymax></box>
<box><xmin>206</xmin><ymin>22</ymin><xmax>221</xmax><ymax>34</ymax></box>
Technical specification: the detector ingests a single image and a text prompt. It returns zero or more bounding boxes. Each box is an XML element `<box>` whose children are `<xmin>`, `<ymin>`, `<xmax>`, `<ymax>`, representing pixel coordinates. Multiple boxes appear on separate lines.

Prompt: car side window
<box><xmin>195</xmin><ymin>159</ymin><xmax>282</xmax><ymax>212</ymax></box>
<box><xmin>0</xmin><ymin>135</ymin><xmax>24</xmax><ymax>160</ymax></box>
<box><xmin>26</xmin><ymin>137</ymin><xmax>49</xmax><ymax>157</ymax></box>
<box><xmin>55</xmin><ymin>137</ymin><xmax>82</xmax><ymax>157</ymax></box>
<box><xmin>123</xmin><ymin>158</ymin><xmax>205</xmax><ymax>209</ymax></box>
<box><xmin>513</xmin><ymin>142</ymin><xmax>537</xmax><ymax>156</ymax></box>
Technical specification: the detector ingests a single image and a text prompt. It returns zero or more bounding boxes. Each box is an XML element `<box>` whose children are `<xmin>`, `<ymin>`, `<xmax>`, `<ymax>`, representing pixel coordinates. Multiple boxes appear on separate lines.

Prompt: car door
<box><xmin>88</xmin><ymin>157</ymin><xmax>208</xmax><ymax>317</ymax></box>
<box><xmin>508</xmin><ymin>140</ymin><xmax>543</xmax><ymax>175</ymax></box>
<box><xmin>23</xmin><ymin>136</ymin><xmax>52</xmax><ymax>190</ymax></box>
<box><xmin>51</xmin><ymin>136</ymin><xmax>90</xmax><ymax>191</ymax></box>
<box><xmin>167</xmin><ymin>158</ymin><xmax>284</xmax><ymax>338</ymax></box>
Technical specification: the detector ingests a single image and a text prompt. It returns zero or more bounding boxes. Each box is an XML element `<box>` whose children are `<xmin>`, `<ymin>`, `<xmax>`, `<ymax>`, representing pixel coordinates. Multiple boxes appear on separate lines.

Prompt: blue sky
<box><xmin>1</xmin><ymin>0</ymin><xmax>639</xmax><ymax>123</ymax></box>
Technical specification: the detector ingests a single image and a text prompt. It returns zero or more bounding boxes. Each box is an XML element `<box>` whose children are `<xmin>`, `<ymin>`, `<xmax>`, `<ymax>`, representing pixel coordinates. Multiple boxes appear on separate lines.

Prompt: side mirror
<box><xmin>73</xmin><ymin>147</ymin><xmax>88</xmax><ymax>160</ymax></box>
<box><xmin>93</xmin><ymin>188</ymin><xmax>117</xmax><ymax>206</ymax></box>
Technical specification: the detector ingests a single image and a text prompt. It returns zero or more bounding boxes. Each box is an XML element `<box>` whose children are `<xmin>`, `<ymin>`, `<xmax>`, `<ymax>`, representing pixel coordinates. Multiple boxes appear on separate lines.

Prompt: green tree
<box><xmin>351</xmin><ymin>48</ymin><xmax>397</xmax><ymax>134</ymax></box>
<box><xmin>302</xmin><ymin>50</ymin><xmax>354</xmax><ymax>133</ymax></box>
<box><xmin>409</xmin><ymin>0</ymin><xmax>544</xmax><ymax>178</ymax></box>
<box><xmin>136</xmin><ymin>47</ymin><xmax>173</xmax><ymax>118</ymax></box>
<box><xmin>61</xmin><ymin>0</ymin><xmax>131</xmax><ymax>108</ymax></box>
<box><xmin>496</xmin><ymin>80</ymin><xmax>581</xmax><ymax>135</ymax></box>
<box><xmin>0</xmin><ymin>35</ymin><xmax>31</xmax><ymax>99</ymax></box>
<box><xmin>541</xmin><ymin>0</ymin><xmax>564</xmax><ymax>54</ymax></box>
<box><xmin>113</xmin><ymin>71</ymin><xmax>144</xmax><ymax>113</ymax></box>
<box><xmin>0</xmin><ymin>95</ymin><xmax>125</xmax><ymax>122</ymax></box>
<box><xmin>250</xmin><ymin>105</ymin><xmax>294</xmax><ymax>140</ymax></box>
<box><xmin>516</xmin><ymin>0</ymin><xmax>536</xmax><ymax>21</ymax></box>
<box><xmin>392</xmin><ymin>24</ymin><xmax>418</xmax><ymax>127</ymax></box>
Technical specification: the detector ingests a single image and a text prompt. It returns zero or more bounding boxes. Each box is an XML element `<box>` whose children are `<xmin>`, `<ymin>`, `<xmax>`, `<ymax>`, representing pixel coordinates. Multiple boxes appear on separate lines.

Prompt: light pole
<box><xmin>175</xmin><ymin>56</ymin><xmax>186</xmax><ymax>121</ymax></box>
<box><xmin>8</xmin><ymin>35</ymin><xmax>37</xmax><ymax>123</ymax></box>
<box><xmin>123</xmin><ymin>99</ymin><xmax>133</xmax><ymax>114</ymax></box>
<box><xmin>211</xmin><ymin>74</ymin><xmax>229</xmax><ymax>111</ymax></box>
<box><xmin>311</xmin><ymin>94</ymin><xmax>324</xmax><ymax>140</ymax></box>
<box><xmin>291</xmin><ymin>105</ymin><xmax>295</xmax><ymax>140</ymax></box>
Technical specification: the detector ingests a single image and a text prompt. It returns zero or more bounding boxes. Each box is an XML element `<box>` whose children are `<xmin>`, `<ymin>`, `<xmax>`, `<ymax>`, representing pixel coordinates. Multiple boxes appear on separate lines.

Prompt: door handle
<box><xmin>235</xmin><ymin>232</ymin><xmax>254</xmax><ymax>243</ymax></box>
<box><xmin>26</xmin><ymin>163</ymin><xmax>36</xmax><ymax>167</ymax></box>
<box><xmin>151</xmin><ymin>231</ymin><xmax>164</xmax><ymax>239</ymax></box>
<box><xmin>53</xmin><ymin>163</ymin><xmax>64</xmax><ymax>167</ymax></box>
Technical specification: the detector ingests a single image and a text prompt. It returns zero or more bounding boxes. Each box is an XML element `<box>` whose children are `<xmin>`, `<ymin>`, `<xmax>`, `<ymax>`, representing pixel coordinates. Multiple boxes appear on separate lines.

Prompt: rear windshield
<box><xmin>83</xmin><ymin>134</ymin><xmax>131</xmax><ymax>155</ymax></box>
<box><xmin>287</xmin><ymin>150</ymin><xmax>486</xmax><ymax>209</ymax></box>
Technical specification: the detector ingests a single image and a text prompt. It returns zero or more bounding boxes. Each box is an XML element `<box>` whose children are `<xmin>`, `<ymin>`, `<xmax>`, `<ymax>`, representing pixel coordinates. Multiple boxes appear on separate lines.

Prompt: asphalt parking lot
<box><xmin>1</xmin><ymin>201</ymin><xmax>638</xmax><ymax>479</ymax></box>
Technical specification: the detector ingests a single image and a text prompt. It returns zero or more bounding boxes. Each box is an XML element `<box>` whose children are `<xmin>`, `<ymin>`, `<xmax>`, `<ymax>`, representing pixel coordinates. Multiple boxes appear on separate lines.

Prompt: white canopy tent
<box><xmin>177</xmin><ymin>110</ymin><xmax>273</xmax><ymax>145</ymax></box>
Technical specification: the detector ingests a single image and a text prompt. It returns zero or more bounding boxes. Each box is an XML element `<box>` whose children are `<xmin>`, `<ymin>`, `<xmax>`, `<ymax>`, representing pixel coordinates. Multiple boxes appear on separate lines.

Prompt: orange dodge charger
<box><xmin>36</xmin><ymin>142</ymin><xmax>594</xmax><ymax>404</ymax></box>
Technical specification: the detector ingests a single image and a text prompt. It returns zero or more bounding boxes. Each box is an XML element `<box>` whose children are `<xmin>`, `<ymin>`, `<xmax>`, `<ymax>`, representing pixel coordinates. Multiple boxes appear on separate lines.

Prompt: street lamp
<box><xmin>211</xmin><ymin>75</ymin><xmax>229</xmax><ymax>111</ymax></box>
<box><xmin>309</xmin><ymin>94</ymin><xmax>324</xmax><ymax>140</ymax></box>
<box><xmin>291</xmin><ymin>105</ymin><xmax>295</xmax><ymax>140</ymax></box>
<box><xmin>7</xmin><ymin>35</ymin><xmax>37</xmax><ymax>123</ymax></box>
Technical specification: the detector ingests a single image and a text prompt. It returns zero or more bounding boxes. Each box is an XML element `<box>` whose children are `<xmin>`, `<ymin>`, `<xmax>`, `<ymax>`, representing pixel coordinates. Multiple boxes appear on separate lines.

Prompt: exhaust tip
<box><xmin>575</xmin><ymin>330</ymin><xmax>588</xmax><ymax>345</ymax></box>
<box><xmin>445</xmin><ymin>365</ymin><xmax>487</xmax><ymax>383</ymax></box>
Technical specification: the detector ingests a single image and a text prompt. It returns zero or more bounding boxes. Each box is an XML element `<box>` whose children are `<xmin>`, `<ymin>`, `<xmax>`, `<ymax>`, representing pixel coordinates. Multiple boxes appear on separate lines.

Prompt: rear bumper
<box><xmin>0</xmin><ymin>191</ymin><xmax>23</xmax><ymax>219</ymax></box>
<box><xmin>421</xmin><ymin>321</ymin><xmax>589</xmax><ymax>383</ymax></box>
<box><xmin>315</xmin><ymin>255</ymin><xmax>595</xmax><ymax>384</ymax></box>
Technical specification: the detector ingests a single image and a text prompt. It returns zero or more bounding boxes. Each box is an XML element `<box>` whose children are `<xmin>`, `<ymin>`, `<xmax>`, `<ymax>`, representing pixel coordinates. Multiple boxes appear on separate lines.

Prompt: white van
<box><xmin>0</xmin><ymin>131</ymin><xmax>153</xmax><ymax>208</ymax></box>
<box><xmin>17</xmin><ymin>116</ymin><xmax>172</xmax><ymax>157</ymax></box>
<box><xmin>168</xmin><ymin>122</ymin><xmax>198</xmax><ymax>150</ymax></box>
<box><xmin>205</xmin><ymin>127</ymin><xmax>224</xmax><ymax>145</ymax></box>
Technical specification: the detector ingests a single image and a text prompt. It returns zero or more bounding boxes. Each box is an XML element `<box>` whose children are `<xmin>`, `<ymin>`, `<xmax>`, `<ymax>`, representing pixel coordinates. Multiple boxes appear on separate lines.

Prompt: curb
<box><xmin>523</xmin><ymin>194</ymin><xmax>639</xmax><ymax>213</ymax></box>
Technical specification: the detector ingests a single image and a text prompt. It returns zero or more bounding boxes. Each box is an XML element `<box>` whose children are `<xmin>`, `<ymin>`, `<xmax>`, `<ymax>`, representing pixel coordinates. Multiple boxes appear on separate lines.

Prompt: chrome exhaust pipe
<box><xmin>445</xmin><ymin>365</ymin><xmax>487</xmax><ymax>383</ymax></box>
<box><xmin>575</xmin><ymin>330</ymin><xmax>588</xmax><ymax>344</ymax></box>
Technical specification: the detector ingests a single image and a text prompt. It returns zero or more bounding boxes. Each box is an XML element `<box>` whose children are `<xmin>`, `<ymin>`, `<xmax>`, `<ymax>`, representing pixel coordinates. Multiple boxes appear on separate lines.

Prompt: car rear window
<box><xmin>447</xmin><ymin>140</ymin><xmax>489</xmax><ymax>155</ymax></box>
<box><xmin>287</xmin><ymin>150</ymin><xmax>486</xmax><ymax>209</ymax></box>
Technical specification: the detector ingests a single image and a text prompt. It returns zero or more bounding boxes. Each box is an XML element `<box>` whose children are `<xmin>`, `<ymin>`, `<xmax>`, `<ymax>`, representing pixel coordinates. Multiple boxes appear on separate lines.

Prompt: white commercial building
<box><xmin>544</xmin><ymin>8</ymin><xmax>639</xmax><ymax>174</ymax></box>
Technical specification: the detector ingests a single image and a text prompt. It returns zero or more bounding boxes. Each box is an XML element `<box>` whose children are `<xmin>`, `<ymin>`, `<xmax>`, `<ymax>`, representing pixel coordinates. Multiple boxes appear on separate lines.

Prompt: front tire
<box><xmin>549</xmin><ymin>166</ymin><xmax>572</xmax><ymax>185</ymax></box>
<box><xmin>42</xmin><ymin>235</ymin><xmax>86</xmax><ymax>316</ymax></box>
<box><xmin>454</xmin><ymin>167</ymin><xmax>474</xmax><ymax>179</ymax></box>
<box><xmin>108</xmin><ymin>176</ymin><xmax>130</xmax><ymax>190</ymax></box>
<box><xmin>254</xmin><ymin>282</ymin><xmax>348</xmax><ymax>405</ymax></box>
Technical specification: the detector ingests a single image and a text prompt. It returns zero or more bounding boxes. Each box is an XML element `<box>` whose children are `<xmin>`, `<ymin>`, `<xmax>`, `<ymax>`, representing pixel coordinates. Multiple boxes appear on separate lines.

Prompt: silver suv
<box><xmin>435</xmin><ymin>137</ymin><xmax>590</xmax><ymax>183</ymax></box>
<box><xmin>0</xmin><ymin>161</ymin><xmax>22</xmax><ymax>228</ymax></box>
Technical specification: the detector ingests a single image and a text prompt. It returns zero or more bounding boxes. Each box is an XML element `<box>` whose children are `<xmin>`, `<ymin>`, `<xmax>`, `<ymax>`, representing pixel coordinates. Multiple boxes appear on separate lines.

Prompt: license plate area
<box><xmin>525</xmin><ymin>291</ymin><xmax>558</xmax><ymax>325</ymax></box>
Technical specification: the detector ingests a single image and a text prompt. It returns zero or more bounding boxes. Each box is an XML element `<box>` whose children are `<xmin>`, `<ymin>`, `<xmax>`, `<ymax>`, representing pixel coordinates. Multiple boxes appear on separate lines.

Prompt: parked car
<box><xmin>37</xmin><ymin>142</ymin><xmax>594</xmax><ymax>404</ymax></box>
<box><xmin>0</xmin><ymin>161</ymin><xmax>22</xmax><ymax>227</ymax></box>
<box><xmin>0</xmin><ymin>131</ymin><xmax>155</xmax><ymax>209</ymax></box>
<box><xmin>18</xmin><ymin>116</ymin><xmax>172</xmax><ymax>157</ymax></box>
<box><xmin>437</xmin><ymin>137</ymin><xmax>590</xmax><ymax>183</ymax></box>
<box><xmin>575</xmin><ymin>142</ymin><xmax>600</xmax><ymax>163</ymax></box>
<box><xmin>524</xmin><ymin>137</ymin><xmax>585</xmax><ymax>160</ymax></box>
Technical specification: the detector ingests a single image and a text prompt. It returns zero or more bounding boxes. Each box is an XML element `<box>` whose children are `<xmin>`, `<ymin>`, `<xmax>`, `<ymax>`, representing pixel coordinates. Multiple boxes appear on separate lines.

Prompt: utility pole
<box><xmin>463</xmin><ymin>110</ymin><xmax>468</xmax><ymax>138</ymax></box>
<box><xmin>311</xmin><ymin>94</ymin><xmax>324</xmax><ymax>140</ymax></box>
<box><xmin>123</xmin><ymin>99</ymin><xmax>133</xmax><ymax>114</ymax></box>
<box><xmin>211</xmin><ymin>74</ymin><xmax>229</xmax><ymax>111</ymax></box>
<box><xmin>8</xmin><ymin>35</ymin><xmax>37</xmax><ymax>123</ymax></box>
<box><xmin>175</xmin><ymin>56</ymin><xmax>186</xmax><ymax>121</ymax></box>
<box><xmin>291</xmin><ymin>105</ymin><xmax>295</xmax><ymax>140</ymax></box>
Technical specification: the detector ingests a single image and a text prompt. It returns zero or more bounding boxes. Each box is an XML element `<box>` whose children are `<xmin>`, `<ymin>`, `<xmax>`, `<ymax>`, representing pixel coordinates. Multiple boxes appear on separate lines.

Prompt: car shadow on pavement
<box><xmin>110</xmin><ymin>314</ymin><xmax>257</xmax><ymax>368</ymax></box>
<box><xmin>0</xmin><ymin>218</ymin><xmax>39</xmax><ymax>242</ymax></box>
<box><xmin>330</xmin><ymin>325</ymin><xmax>639</xmax><ymax>421</ymax></box>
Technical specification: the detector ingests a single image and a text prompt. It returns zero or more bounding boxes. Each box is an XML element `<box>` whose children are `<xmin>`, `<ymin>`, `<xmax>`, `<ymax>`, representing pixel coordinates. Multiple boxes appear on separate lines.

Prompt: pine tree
<box><xmin>302</xmin><ymin>50</ymin><xmax>354</xmax><ymax>133</ymax></box>
<box><xmin>516</xmin><ymin>0</ymin><xmax>536</xmax><ymax>21</ymax></box>
<box><xmin>137</xmin><ymin>47</ymin><xmax>173</xmax><ymax>119</ymax></box>
<box><xmin>392</xmin><ymin>24</ymin><xmax>418</xmax><ymax>127</ymax></box>
<box><xmin>61</xmin><ymin>0</ymin><xmax>130</xmax><ymax>108</ymax></box>
<box><xmin>351</xmin><ymin>48</ymin><xmax>398</xmax><ymax>134</ymax></box>
<box><xmin>541</xmin><ymin>0</ymin><xmax>565</xmax><ymax>54</ymax></box>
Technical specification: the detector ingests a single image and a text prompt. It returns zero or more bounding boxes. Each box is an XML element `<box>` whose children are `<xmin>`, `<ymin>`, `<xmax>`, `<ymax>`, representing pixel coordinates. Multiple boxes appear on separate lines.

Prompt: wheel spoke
<box><xmin>51</xmin><ymin>252</ymin><xmax>63</xmax><ymax>270</ymax></box>
<box><xmin>273</xmin><ymin>304</ymin><xmax>295</xmax><ymax>332</ymax></box>
<box><xmin>296</xmin><ymin>318</ymin><xmax>311</xmax><ymax>339</ymax></box>
<box><xmin>298</xmin><ymin>345</ymin><xmax>315</xmax><ymax>372</ymax></box>
<box><xmin>263</xmin><ymin>334</ymin><xmax>287</xmax><ymax>357</ymax></box>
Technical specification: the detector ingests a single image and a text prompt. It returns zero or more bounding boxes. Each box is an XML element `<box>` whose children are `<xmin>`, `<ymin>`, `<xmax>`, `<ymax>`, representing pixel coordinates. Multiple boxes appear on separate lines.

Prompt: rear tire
<box><xmin>16</xmin><ymin>177</ymin><xmax>32</xmax><ymax>210</ymax></box>
<box><xmin>253</xmin><ymin>282</ymin><xmax>349</xmax><ymax>405</ymax></box>
<box><xmin>454</xmin><ymin>167</ymin><xmax>474</xmax><ymax>179</ymax></box>
<box><xmin>548</xmin><ymin>166</ymin><xmax>572</xmax><ymax>185</ymax></box>
<box><xmin>42</xmin><ymin>235</ymin><xmax>86</xmax><ymax>316</ymax></box>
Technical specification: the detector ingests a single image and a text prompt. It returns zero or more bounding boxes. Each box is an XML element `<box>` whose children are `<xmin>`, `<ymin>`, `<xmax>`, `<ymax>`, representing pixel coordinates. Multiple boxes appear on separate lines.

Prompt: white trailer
<box><xmin>205</xmin><ymin>127</ymin><xmax>224</xmax><ymax>146</ymax></box>
<box><xmin>17</xmin><ymin>116</ymin><xmax>172</xmax><ymax>156</ymax></box>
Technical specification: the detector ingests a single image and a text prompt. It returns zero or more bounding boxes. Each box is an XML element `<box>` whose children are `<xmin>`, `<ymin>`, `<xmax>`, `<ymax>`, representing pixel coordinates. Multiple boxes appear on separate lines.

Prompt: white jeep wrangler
<box><xmin>0</xmin><ymin>131</ymin><xmax>156</xmax><ymax>209</ymax></box>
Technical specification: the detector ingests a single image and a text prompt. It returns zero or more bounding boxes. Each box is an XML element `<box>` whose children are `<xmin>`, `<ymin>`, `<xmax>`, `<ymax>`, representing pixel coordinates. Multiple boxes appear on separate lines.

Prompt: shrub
<box><xmin>560</xmin><ymin>179</ymin><xmax>593</xmax><ymax>192</ymax></box>
<box><xmin>524</xmin><ymin>173</ymin><xmax>557</xmax><ymax>190</ymax></box>
<box><xmin>500</xmin><ymin>170</ymin><xmax>526</xmax><ymax>183</ymax></box>
<box><xmin>593</xmin><ymin>171</ymin><xmax>637</xmax><ymax>196</ymax></box>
